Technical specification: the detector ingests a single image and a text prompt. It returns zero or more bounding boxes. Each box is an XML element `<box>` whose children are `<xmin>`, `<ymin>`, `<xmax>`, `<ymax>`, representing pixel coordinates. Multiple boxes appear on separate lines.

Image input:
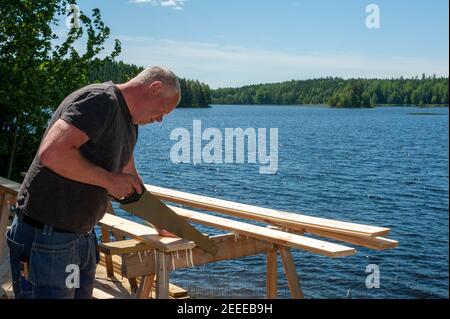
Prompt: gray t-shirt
<box><xmin>16</xmin><ymin>82</ymin><xmax>138</xmax><ymax>233</ymax></box>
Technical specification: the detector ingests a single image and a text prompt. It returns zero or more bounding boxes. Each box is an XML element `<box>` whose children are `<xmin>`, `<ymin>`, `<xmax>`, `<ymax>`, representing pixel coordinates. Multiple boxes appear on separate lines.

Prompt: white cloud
<box><xmin>129</xmin><ymin>0</ymin><xmax>186</xmax><ymax>10</ymax></box>
<box><xmin>110</xmin><ymin>35</ymin><xmax>449</xmax><ymax>88</ymax></box>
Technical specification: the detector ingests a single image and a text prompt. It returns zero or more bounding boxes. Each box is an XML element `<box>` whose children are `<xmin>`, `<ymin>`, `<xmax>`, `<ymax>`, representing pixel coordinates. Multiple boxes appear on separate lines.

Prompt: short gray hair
<box><xmin>132</xmin><ymin>66</ymin><xmax>180</xmax><ymax>98</ymax></box>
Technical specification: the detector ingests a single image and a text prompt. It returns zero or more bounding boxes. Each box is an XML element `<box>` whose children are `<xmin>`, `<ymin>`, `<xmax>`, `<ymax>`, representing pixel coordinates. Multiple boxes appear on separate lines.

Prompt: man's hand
<box><xmin>105</xmin><ymin>172</ymin><xmax>142</xmax><ymax>200</ymax></box>
<box><xmin>155</xmin><ymin>226</ymin><xmax>179</xmax><ymax>238</ymax></box>
<box><xmin>121</xmin><ymin>153</ymin><xmax>144</xmax><ymax>189</ymax></box>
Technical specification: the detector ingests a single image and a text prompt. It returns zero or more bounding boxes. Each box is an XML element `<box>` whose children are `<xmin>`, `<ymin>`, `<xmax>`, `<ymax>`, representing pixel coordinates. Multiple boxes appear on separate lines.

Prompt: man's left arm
<box><xmin>121</xmin><ymin>153</ymin><xmax>143</xmax><ymax>185</ymax></box>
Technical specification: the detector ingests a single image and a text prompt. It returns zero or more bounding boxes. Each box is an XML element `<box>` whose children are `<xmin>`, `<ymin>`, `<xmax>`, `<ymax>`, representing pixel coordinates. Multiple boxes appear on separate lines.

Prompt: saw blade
<box><xmin>117</xmin><ymin>188</ymin><xmax>218</xmax><ymax>255</ymax></box>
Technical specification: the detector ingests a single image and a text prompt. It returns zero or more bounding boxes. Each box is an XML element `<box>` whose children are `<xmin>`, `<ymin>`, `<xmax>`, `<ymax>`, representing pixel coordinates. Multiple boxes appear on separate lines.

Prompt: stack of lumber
<box><xmin>144</xmin><ymin>184</ymin><xmax>398</xmax><ymax>252</ymax></box>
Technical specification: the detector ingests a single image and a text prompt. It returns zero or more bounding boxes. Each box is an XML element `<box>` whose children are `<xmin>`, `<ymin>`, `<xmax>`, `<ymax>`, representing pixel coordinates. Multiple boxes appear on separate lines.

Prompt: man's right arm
<box><xmin>38</xmin><ymin>119</ymin><xmax>141</xmax><ymax>199</ymax></box>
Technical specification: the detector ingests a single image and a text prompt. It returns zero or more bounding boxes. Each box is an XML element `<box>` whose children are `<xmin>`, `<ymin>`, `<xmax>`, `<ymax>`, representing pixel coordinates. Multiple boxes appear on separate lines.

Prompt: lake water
<box><xmin>112</xmin><ymin>105</ymin><xmax>449</xmax><ymax>299</ymax></box>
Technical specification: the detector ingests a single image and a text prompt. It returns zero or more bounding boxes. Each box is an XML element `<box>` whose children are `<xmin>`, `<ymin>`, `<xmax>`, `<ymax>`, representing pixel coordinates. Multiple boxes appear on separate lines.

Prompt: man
<box><xmin>6</xmin><ymin>66</ymin><xmax>181</xmax><ymax>299</ymax></box>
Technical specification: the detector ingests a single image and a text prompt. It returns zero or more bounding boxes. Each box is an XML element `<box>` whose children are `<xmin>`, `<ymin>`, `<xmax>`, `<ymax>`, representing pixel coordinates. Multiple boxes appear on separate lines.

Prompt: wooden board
<box><xmin>266</xmin><ymin>249</ymin><xmax>278</xmax><ymax>299</ymax></box>
<box><xmin>98</xmin><ymin>239</ymin><xmax>153</xmax><ymax>255</ymax></box>
<box><xmin>0</xmin><ymin>193</ymin><xmax>13</xmax><ymax>260</ymax></box>
<box><xmin>165</xmin><ymin>205</ymin><xmax>356</xmax><ymax>258</ymax></box>
<box><xmin>122</xmin><ymin>233</ymin><xmax>273</xmax><ymax>278</ymax></box>
<box><xmin>279</xmin><ymin>247</ymin><xmax>303</xmax><ymax>299</ymax></box>
<box><xmin>98</xmin><ymin>213</ymin><xmax>195</xmax><ymax>252</ymax></box>
<box><xmin>94</xmin><ymin>263</ymin><xmax>134</xmax><ymax>299</ymax></box>
<box><xmin>268</xmin><ymin>225</ymin><xmax>398</xmax><ymax>250</ymax></box>
<box><xmin>145</xmin><ymin>184</ymin><xmax>390</xmax><ymax>237</ymax></box>
<box><xmin>0</xmin><ymin>177</ymin><xmax>21</xmax><ymax>195</ymax></box>
<box><xmin>0</xmin><ymin>177</ymin><xmax>392</xmax><ymax>239</ymax></box>
<box><xmin>306</xmin><ymin>229</ymin><xmax>398</xmax><ymax>250</ymax></box>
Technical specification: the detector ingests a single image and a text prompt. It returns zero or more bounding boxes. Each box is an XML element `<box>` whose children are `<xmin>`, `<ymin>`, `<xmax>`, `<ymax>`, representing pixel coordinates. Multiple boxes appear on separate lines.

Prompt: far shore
<box><xmin>206</xmin><ymin>103</ymin><xmax>449</xmax><ymax>108</ymax></box>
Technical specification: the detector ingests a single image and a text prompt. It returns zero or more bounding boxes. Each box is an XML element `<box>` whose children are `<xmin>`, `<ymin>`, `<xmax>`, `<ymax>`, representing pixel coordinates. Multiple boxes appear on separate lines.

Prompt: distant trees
<box><xmin>88</xmin><ymin>59</ymin><xmax>143</xmax><ymax>84</ymax></box>
<box><xmin>212</xmin><ymin>76</ymin><xmax>449</xmax><ymax>108</ymax></box>
<box><xmin>170</xmin><ymin>78</ymin><xmax>211</xmax><ymax>108</ymax></box>
<box><xmin>88</xmin><ymin>61</ymin><xmax>212</xmax><ymax>108</ymax></box>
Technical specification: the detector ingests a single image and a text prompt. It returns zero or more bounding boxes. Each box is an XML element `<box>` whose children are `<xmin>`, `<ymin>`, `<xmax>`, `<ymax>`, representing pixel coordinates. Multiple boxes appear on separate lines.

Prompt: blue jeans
<box><xmin>6</xmin><ymin>214</ymin><xmax>98</xmax><ymax>299</ymax></box>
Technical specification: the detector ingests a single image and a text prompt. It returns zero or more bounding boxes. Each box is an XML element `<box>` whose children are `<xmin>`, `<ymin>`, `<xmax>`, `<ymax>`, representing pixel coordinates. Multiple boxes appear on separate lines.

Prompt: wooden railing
<box><xmin>0</xmin><ymin>176</ymin><xmax>398</xmax><ymax>299</ymax></box>
<box><xmin>0</xmin><ymin>177</ymin><xmax>20</xmax><ymax>261</ymax></box>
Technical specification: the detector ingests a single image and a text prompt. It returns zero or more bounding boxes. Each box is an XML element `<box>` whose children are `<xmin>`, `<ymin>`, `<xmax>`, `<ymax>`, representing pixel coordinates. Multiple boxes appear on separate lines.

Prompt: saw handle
<box><xmin>111</xmin><ymin>183</ymin><xmax>146</xmax><ymax>204</ymax></box>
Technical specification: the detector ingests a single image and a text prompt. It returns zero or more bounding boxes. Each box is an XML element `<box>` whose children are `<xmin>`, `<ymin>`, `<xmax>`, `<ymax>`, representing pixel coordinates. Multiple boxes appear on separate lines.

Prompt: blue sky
<box><xmin>67</xmin><ymin>0</ymin><xmax>448</xmax><ymax>88</ymax></box>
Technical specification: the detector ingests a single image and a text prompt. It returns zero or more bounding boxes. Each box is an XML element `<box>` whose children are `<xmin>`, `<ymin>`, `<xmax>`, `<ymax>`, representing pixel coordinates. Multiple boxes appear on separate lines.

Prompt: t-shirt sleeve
<box><xmin>60</xmin><ymin>92</ymin><xmax>116</xmax><ymax>144</ymax></box>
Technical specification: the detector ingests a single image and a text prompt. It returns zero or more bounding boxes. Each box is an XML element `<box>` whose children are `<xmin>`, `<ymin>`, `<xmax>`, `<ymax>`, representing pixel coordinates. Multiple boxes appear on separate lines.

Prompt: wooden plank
<box><xmin>94</xmin><ymin>263</ymin><xmax>133</xmax><ymax>299</ymax></box>
<box><xmin>122</xmin><ymin>233</ymin><xmax>273</xmax><ymax>278</ymax></box>
<box><xmin>153</xmin><ymin>282</ymin><xmax>187</xmax><ymax>298</ymax></box>
<box><xmin>92</xmin><ymin>288</ymin><xmax>116</xmax><ymax>299</ymax></box>
<box><xmin>306</xmin><ymin>229</ymin><xmax>398</xmax><ymax>250</ymax></box>
<box><xmin>137</xmin><ymin>275</ymin><xmax>155</xmax><ymax>299</ymax></box>
<box><xmin>136</xmin><ymin>279</ymin><xmax>188</xmax><ymax>299</ymax></box>
<box><xmin>98</xmin><ymin>239</ymin><xmax>152</xmax><ymax>255</ymax></box>
<box><xmin>0</xmin><ymin>193</ymin><xmax>12</xmax><ymax>261</ymax></box>
<box><xmin>99</xmin><ymin>254</ymin><xmax>123</xmax><ymax>275</ymax></box>
<box><xmin>266</xmin><ymin>249</ymin><xmax>278</xmax><ymax>299</ymax></box>
<box><xmin>0</xmin><ymin>177</ymin><xmax>21</xmax><ymax>195</ymax></box>
<box><xmin>145</xmin><ymin>184</ymin><xmax>390</xmax><ymax>237</ymax></box>
<box><xmin>155</xmin><ymin>251</ymin><xmax>169</xmax><ymax>299</ymax></box>
<box><xmin>105</xmin><ymin>201</ymin><xmax>129</xmax><ymax>242</ymax></box>
<box><xmin>98</xmin><ymin>213</ymin><xmax>195</xmax><ymax>252</ymax></box>
<box><xmin>279</xmin><ymin>247</ymin><xmax>303</xmax><ymax>299</ymax></box>
<box><xmin>166</xmin><ymin>205</ymin><xmax>356</xmax><ymax>258</ymax></box>
<box><xmin>268</xmin><ymin>225</ymin><xmax>397</xmax><ymax>251</ymax></box>
<box><xmin>0</xmin><ymin>177</ymin><xmax>392</xmax><ymax>238</ymax></box>
<box><xmin>101</xmin><ymin>226</ymin><xmax>114</xmax><ymax>277</ymax></box>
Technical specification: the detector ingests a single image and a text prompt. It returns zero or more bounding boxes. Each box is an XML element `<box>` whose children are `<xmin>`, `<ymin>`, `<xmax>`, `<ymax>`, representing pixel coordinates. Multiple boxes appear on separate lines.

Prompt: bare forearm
<box><xmin>40</xmin><ymin>146</ymin><xmax>111</xmax><ymax>190</ymax></box>
<box><xmin>38</xmin><ymin>119</ymin><xmax>141</xmax><ymax>198</ymax></box>
<box><xmin>122</xmin><ymin>154</ymin><xmax>143</xmax><ymax>185</ymax></box>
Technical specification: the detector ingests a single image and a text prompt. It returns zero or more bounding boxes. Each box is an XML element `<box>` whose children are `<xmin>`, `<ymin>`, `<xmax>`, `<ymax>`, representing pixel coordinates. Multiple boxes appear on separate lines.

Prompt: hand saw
<box><xmin>113</xmin><ymin>184</ymin><xmax>218</xmax><ymax>255</ymax></box>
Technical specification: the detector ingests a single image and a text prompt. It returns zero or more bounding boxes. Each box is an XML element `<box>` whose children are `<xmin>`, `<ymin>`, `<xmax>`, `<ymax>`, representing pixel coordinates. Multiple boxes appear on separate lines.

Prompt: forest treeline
<box><xmin>88</xmin><ymin>59</ymin><xmax>212</xmax><ymax>108</ymax></box>
<box><xmin>212</xmin><ymin>76</ymin><xmax>449</xmax><ymax>107</ymax></box>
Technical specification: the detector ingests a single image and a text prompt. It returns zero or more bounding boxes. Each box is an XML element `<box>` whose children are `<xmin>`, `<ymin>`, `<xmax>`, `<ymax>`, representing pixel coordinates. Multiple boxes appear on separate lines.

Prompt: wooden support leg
<box><xmin>155</xmin><ymin>251</ymin><xmax>169</xmax><ymax>299</ymax></box>
<box><xmin>106</xmin><ymin>201</ymin><xmax>126</xmax><ymax>241</ymax></box>
<box><xmin>266</xmin><ymin>248</ymin><xmax>278</xmax><ymax>299</ymax></box>
<box><xmin>0</xmin><ymin>193</ymin><xmax>12</xmax><ymax>261</ymax></box>
<box><xmin>128</xmin><ymin>277</ymin><xmax>138</xmax><ymax>292</ymax></box>
<box><xmin>101</xmin><ymin>226</ymin><xmax>114</xmax><ymax>278</ymax></box>
<box><xmin>137</xmin><ymin>275</ymin><xmax>155</xmax><ymax>299</ymax></box>
<box><xmin>279</xmin><ymin>246</ymin><xmax>303</xmax><ymax>299</ymax></box>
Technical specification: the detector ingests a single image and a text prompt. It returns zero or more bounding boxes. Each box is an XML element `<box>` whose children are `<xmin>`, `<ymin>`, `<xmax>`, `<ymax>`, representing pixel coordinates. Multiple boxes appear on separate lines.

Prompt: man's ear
<box><xmin>149</xmin><ymin>81</ymin><xmax>163</xmax><ymax>94</ymax></box>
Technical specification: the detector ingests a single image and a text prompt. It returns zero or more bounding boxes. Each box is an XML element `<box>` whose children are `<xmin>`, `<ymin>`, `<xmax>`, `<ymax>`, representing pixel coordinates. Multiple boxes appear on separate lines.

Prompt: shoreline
<box><xmin>206</xmin><ymin>103</ymin><xmax>449</xmax><ymax>108</ymax></box>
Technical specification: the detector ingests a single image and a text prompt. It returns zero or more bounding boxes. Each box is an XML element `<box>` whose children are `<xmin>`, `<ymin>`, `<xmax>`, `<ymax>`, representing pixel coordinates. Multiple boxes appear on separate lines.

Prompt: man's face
<box><xmin>138</xmin><ymin>82</ymin><xmax>179</xmax><ymax>125</ymax></box>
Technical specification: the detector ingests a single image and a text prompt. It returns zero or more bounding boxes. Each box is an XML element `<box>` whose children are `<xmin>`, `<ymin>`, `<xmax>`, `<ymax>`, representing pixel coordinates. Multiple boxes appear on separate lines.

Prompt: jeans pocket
<box><xmin>29</xmin><ymin>239</ymin><xmax>80</xmax><ymax>289</ymax></box>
